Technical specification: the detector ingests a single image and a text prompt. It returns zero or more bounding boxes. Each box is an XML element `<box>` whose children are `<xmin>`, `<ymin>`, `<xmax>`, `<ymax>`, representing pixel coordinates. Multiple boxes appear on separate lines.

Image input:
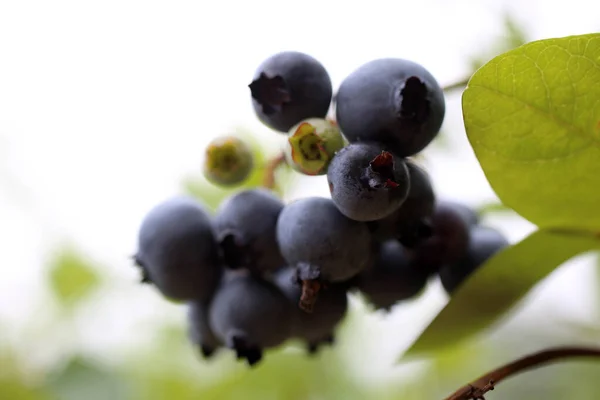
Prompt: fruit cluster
<box><xmin>133</xmin><ymin>51</ymin><xmax>509</xmax><ymax>366</ymax></box>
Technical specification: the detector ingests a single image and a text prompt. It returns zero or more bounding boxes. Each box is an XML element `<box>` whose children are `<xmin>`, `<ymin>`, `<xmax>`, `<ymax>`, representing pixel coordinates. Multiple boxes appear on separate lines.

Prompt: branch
<box><xmin>262</xmin><ymin>151</ymin><xmax>286</xmax><ymax>190</ymax></box>
<box><xmin>444</xmin><ymin>346</ymin><xmax>600</xmax><ymax>400</ymax></box>
<box><xmin>442</xmin><ymin>77</ymin><xmax>471</xmax><ymax>94</ymax></box>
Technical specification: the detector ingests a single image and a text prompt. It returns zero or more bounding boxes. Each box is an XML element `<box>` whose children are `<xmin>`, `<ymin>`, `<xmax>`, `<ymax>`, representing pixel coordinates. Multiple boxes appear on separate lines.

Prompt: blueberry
<box><xmin>335</xmin><ymin>58</ymin><xmax>445</xmax><ymax>157</ymax></box>
<box><xmin>439</xmin><ymin>226</ymin><xmax>509</xmax><ymax>294</ymax></box>
<box><xmin>213</xmin><ymin>188</ymin><xmax>285</xmax><ymax>274</ymax></box>
<box><xmin>273</xmin><ymin>267</ymin><xmax>348</xmax><ymax>354</ymax></box>
<box><xmin>327</xmin><ymin>142</ymin><xmax>410</xmax><ymax>222</ymax></box>
<box><xmin>187</xmin><ymin>300</ymin><xmax>221</xmax><ymax>358</ymax></box>
<box><xmin>284</xmin><ymin>118</ymin><xmax>345</xmax><ymax>176</ymax></box>
<box><xmin>203</xmin><ymin>135</ymin><xmax>254</xmax><ymax>187</ymax></box>
<box><xmin>208</xmin><ymin>271</ymin><xmax>293</xmax><ymax>366</ymax></box>
<box><xmin>367</xmin><ymin>159</ymin><xmax>435</xmax><ymax>246</ymax></box>
<box><xmin>356</xmin><ymin>240</ymin><xmax>429</xmax><ymax>311</ymax></box>
<box><xmin>134</xmin><ymin>196</ymin><xmax>222</xmax><ymax>301</ymax></box>
<box><xmin>276</xmin><ymin>197</ymin><xmax>371</xmax><ymax>312</ymax></box>
<box><xmin>411</xmin><ymin>200</ymin><xmax>471</xmax><ymax>275</ymax></box>
<box><xmin>437</xmin><ymin>199</ymin><xmax>480</xmax><ymax>227</ymax></box>
<box><xmin>249</xmin><ymin>51</ymin><xmax>333</xmax><ymax>132</ymax></box>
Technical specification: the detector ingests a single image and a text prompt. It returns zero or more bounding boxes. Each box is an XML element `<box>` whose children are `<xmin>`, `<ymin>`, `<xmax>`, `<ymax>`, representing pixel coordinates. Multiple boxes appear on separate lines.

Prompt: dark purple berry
<box><xmin>276</xmin><ymin>197</ymin><xmax>371</xmax><ymax>312</ymax></box>
<box><xmin>134</xmin><ymin>196</ymin><xmax>221</xmax><ymax>301</ymax></box>
<box><xmin>368</xmin><ymin>159</ymin><xmax>435</xmax><ymax>246</ymax></box>
<box><xmin>327</xmin><ymin>142</ymin><xmax>410</xmax><ymax>222</ymax></box>
<box><xmin>187</xmin><ymin>300</ymin><xmax>221</xmax><ymax>358</ymax></box>
<box><xmin>411</xmin><ymin>201</ymin><xmax>471</xmax><ymax>274</ymax></box>
<box><xmin>249</xmin><ymin>51</ymin><xmax>333</xmax><ymax>133</ymax></box>
<box><xmin>273</xmin><ymin>267</ymin><xmax>348</xmax><ymax>354</ymax></box>
<box><xmin>336</xmin><ymin>58</ymin><xmax>445</xmax><ymax>157</ymax></box>
<box><xmin>208</xmin><ymin>271</ymin><xmax>293</xmax><ymax>366</ymax></box>
<box><xmin>213</xmin><ymin>188</ymin><xmax>285</xmax><ymax>274</ymax></box>
<box><xmin>437</xmin><ymin>199</ymin><xmax>480</xmax><ymax>227</ymax></box>
<box><xmin>439</xmin><ymin>226</ymin><xmax>509</xmax><ymax>294</ymax></box>
<box><xmin>356</xmin><ymin>240</ymin><xmax>429</xmax><ymax>310</ymax></box>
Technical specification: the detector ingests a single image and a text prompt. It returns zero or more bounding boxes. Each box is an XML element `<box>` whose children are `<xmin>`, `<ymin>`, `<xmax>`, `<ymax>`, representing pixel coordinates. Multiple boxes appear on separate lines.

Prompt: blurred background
<box><xmin>1</xmin><ymin>1</ymin><xmax>599</xmax><ymax>399</ymax></box>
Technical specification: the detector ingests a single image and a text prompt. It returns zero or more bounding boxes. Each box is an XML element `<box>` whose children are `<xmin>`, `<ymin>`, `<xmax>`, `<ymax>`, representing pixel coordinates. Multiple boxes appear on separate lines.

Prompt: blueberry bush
<box><xmin>2</xmin><ymin>23</ymin><xmax>599</xmax><ymax>400</ymax></box>
<box><xmin>135</xmin><ymin>32</ymin><xmax>600</xmax><ymax>397</ymax></box>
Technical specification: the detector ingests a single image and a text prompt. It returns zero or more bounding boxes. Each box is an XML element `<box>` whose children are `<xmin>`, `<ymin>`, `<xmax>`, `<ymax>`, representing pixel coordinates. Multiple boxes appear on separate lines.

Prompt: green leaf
<box><xmin>403</xmin><ymin>229</ymin><xmax>600</xmax><ymax>358</ymax></box>
<box><xmin>181</xmin><ymin>348</ymin><xmax>367</xmax><ymax>400</ymax></box>
<box><xmin>48</xmin><ymin>247</ymin><xmax>101</xmax><ymax>308</ymax></box>
<box><xmin>463</xmin><ymin>33</ymin><xmax>600</xmax><ymax>230</ymax></box>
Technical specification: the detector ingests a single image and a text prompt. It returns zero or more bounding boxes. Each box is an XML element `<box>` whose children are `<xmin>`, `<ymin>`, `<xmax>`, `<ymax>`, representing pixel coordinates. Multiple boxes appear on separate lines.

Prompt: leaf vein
<box><xmin>465</xmin><ymin>84</ymin><xmax>600</xmax><ymax>145</ymax></box>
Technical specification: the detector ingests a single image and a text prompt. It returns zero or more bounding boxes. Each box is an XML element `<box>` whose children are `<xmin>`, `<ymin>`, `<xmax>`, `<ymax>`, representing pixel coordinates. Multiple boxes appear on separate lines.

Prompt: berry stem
<box><xmin>442</xmin><ymin>76</ymin><xmax>471</xmax><ymax>93</ymax></box>
<box><xmin>263</xmin><ymin>151</ymin><xmax>286</xmax><ymax>190</ymax></box>
<box><xmin>444</xmin><ymin>346</ymin><xmax>600</xmax><ymax>400</ymax></box>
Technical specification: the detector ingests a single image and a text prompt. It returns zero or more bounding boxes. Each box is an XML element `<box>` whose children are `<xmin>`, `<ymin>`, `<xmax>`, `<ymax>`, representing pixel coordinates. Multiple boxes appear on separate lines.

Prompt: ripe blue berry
<box><xmin>284</xmin><ymin>118</ymin><xmax>345</xmax><ymax>176</ymax></box>
<box><xmin>327</xmin><ymin>142</ymin><xmax>410</xmax><ymax>222</ymax></box>
<box><xmin>273</xmin><ymin>267</ymin><xmax>348</xmax><ymax>354</ymax></box>
<box><xmin>276</xmin><ymin>197</ymin><xmax>371</xmax><ymax>312</ymax></box>
<box><xmin>134</xmin><ymin>196</ymin><xmax>222</xmax><ymax>301</ymax></box>
<box><xmin>412</xmin><ymin>200</ymin><xmax>471</xmax><ymax>275</ymax></box>
<box><xmin>438</xmin><ymin>199</ymin><xmax>479</xmax><ymax>227</ymax></box>
<box><xmin>208</xmin><ymin>271</ymin><xmax>293</xmax><ymax>366</ymax></box>
<box><xmin>203</xmin><ymin>135</ymin><xmax>254</xmax><ymax>187</ymax></box>
<box><xmin>335</xmin><ymin>58</ymin><xmax>445</xmax><ymax>157</ymax></box>
<box><xmin>439</xmin><ymin>226</ymin><xmax>509</xmax><ymax>294</ymax></box>
<box><xmin>249</xmin><ymin>51</ymin><xmax>333</xmax><ymax>132</ymax></box>
<box><xmin>368</xmin><ymin>159</ymin><xmax>435</xmax><ymax>246</ymax></box>
<box><xmin>213</xmin><ymin>188</ymin><xmax>285</xmax><ymax>274</ymax></box>
<box><xmin>356</xmin><ymin>240</ymin><xmax>429</xmax><ymax>311</ymax></box>
<box><xmin>187</xmin><ymin>300</ymin><xmax>221</xmax><ymax>358</ymax></box>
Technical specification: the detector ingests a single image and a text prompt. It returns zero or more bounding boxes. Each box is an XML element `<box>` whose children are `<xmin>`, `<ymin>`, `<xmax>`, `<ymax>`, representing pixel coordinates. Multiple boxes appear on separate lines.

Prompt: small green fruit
<box><xmin>204</xmin><ymin>136</ymin><xmax>254</xmax><ymax>186</ymax></box>
<box><xmin>284</xmin><ymin>118</ymin><xmax>345</xmax><ymax>176</ymax></box>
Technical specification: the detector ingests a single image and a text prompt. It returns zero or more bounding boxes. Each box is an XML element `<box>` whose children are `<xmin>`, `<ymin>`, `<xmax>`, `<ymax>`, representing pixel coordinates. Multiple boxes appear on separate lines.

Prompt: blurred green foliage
<box><xmin>48</xmin><ymin>358</ymin><xmax>129</xmax><ymax>400</ymax></box>
<box><xmin>48</xmin><ymin>247</ymin><xmax>101</xmax><ymax>309</ymax></box>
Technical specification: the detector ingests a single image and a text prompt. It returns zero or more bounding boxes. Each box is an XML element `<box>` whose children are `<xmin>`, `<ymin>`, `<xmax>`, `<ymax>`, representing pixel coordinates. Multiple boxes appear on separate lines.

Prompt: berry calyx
<box><xmin>299</xmin><ymin>278</ymin><xmax>322</xmax><ymax>313</ymax></box>
<box><xmin>395</xmin><ymin>76</ymin><xmax>429</xmax><ymax>123</ymax></box>
<box><xmin>248</xmin><ymin>73</ymin><xmax>291</xmax><ymax>115</ymax></box>
<box><xmin>285</xmin><ymin>118</ymin><xmax>345</xmax><ymax>176</ymax></box>
<box><xmin>367</xmin><ymin>151</ymin><xmax>401</xmax><ymax>189</ymax></box>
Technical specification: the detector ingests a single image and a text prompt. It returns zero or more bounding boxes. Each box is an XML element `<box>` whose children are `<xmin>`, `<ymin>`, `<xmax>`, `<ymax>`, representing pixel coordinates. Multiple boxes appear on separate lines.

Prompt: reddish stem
<box><xmin>444</xmin><ymin>346</ymin><xmax>600</xmax><ymax>400</ymax></box>
<box><xmin>262</xmin><ymin>151</ymin><xmax>286</xmax><ymax>190</ymax></box>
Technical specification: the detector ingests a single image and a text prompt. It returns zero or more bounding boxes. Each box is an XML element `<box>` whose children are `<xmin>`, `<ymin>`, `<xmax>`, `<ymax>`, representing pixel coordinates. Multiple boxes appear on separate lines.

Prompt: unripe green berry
<box><xmin>284</xmin><ymin>118</ymin><xmax>345</xmax><ymax>176</ymax></box>
<box><xmin>203</xmin><ymin>136</ymin><xmax>254</xmax><ymax>186</ymax></box>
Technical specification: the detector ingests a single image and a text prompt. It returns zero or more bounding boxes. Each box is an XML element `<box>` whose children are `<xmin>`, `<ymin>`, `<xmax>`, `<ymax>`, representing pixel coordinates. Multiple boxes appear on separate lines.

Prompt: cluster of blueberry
<box><xmin>133</xmin><ymin>51</ymin><xmax>509</xmax><ymax>367</ymax></box>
